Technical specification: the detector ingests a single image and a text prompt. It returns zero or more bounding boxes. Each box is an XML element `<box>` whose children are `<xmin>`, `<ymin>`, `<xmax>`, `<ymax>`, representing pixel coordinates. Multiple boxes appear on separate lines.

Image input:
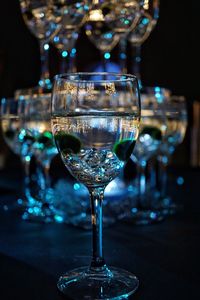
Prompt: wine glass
<box><xmin>103</xmin><ymin>0</ymin><xmax>141</xmax><ymax>73</ymax></box>
<box><xmin>20</xmin><ymin>92</ymin><xmax>61</xmax><ymax>222</ymax></box>
<box><xmin>52</xmin><ymin>29</ymin><xmax>79</xmax><ymax>73</ymax></box>
<box><xmin>85</xmin><ymin>7</ymin><xmax>120</xmax><ymax>71</ymax></box>
<box><xmin>128</xmin><ymin>0</ymin><xmax>160</xmax><ymax>79</ymax></box>
<box><xmin>51</xmin><ymin>72</ymin><xmax>141</xmax><ymax>299</ymax></box>
<box><xmin>50</xmin><ymin>0</ymin><xmax>92</xmax><ymax>73</ymax></box>
<box><xmin>158</xmin><ymin>96</ymin><xmax>188</xmax><ymax>214</ymax></box>
<box><xmin>19</xmin><ymin>0</ymin><xmax>59</xmax><ymax>90</ymax></box>
<box><xmin>0</xmin><ymin>97</ymin><xmax>34</xmax><ymax>210</ymax></box>
<box><xmin>129</xmin><ymin>92</ymin><xmax>167</xmax><ymax>224</ymax></box>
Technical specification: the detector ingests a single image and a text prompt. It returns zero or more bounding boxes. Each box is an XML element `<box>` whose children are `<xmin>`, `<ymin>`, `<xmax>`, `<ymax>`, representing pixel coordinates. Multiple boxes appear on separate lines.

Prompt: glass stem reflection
<box><xmin>59</xmin><ymin>50</ymin><xmax>76</xmax><ymax>74</ymax></box>
<box><xmin>137</xmin><ymin>160</ymin><xmax>148</xmax><ymax>208</ymax></box>
<box><xmin>119</xmin><ymin>37</ymin><xmax>127</xmax><ymax>73</ymax></box>
<box><xmin>39</xmin><ymin>40</ymin><xmax>50</xmax><ymax>88</ymax></box>
<box><xmin>158</xmin><ymin>155</ymin><xmax>169</xmax><ymax>200</ymax></box>
<box><xmin>88</xmin><ymin>187</ymin><xmax>107</xmax><ymax>271</ymax></box>
<box><xmin>37</xmin><ymin>162</ymin><xmax>51</xmax><ymax>194</ymax></box>
<box><xmin>21</xmin><ymin>156</ymin><xmax>32</xmax><ymax>204</ymax></box>
<box><xmin>101</xmin><ymin>51</ymin><xmax>108</xmax><ymax>72</ymax></box>
<box><xmin>131</xmin><ymin>44</ymin><xmax>141</xmax><ymax>79</ymax></box>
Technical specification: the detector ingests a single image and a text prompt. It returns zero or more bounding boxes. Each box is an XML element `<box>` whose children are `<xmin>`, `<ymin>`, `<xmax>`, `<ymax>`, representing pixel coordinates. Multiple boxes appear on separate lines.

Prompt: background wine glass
<box><xmin>128</xmin><ymin>0</ymin><xmax>160</xmax><ymax>80</ymax></box>
<box><xmin>19</xmin><ymin>0</ymin><xmax>60</xmax><ymax>90</ymax></box>
<box><xmin>52</xmin><ymin>29</ymin><xmax>78</xmax><ymax>73</ymax></box>
<box><xmin>50</xmin><ymin>0</ymin><xmax>92</xmax><ymax>73</ymax></box>
<box><xmin>129</xmin><ymin>93</ymin><xmax>167</xmax><ymax>224</ymax></box>
<box><xmin>158</xmin><ymin>96</ymin><xmax>188</xmax><ymax>214</ymax></box>
<box><xmin>103</xmin><ymin>0</ymin><xmax>141</xmax><ymax>73</ymax></box>
<box><xmin>0</xmin><ymin>97</ymin><xmax>35</xmax><ymax>211</ymax></box>
<box><xmin>51</xmin><ymin>72</ymin><xmax>141</xmax><ymax>299</ymax></box>
<box><xmin>85</xmin><ymin>7</ymin><xmax>120</xmax><ymax>71</ymax></box>
<box><xmin>20</xmin><ymin>92</ymin><xmax>61</xmax><ymax>223</ymax></box>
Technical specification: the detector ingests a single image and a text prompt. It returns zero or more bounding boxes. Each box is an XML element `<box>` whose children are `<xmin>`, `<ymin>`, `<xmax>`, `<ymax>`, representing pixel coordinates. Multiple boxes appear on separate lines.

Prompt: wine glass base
<box><xmin>128</xmin><ymin>209</ymin><xmax>165</xmax><ymax>225</ymax></box>
<box><xmin>57</xmin><ymin>266</ymin><xmax>139</xmax><ymax>300</ymax></box>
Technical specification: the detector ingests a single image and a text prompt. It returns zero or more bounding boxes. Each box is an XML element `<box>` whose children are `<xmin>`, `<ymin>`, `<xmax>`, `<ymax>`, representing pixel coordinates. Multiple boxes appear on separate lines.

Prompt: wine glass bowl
<box><xmin>85</xmin><ymin>9</ymin><xmax>120</xmax><ymax>53</ymax></box>
<box><xmin>103</xmin><ymin>0</ymin><xmax>141</xmax><ymax>35</ymax></box>
<box><xmin>19</xmin><ymin>0</ymin><xmax>58</xmax><ymax>40</ymax></box>
<box><xmin>51</xmin><ymin>72</ymin><xmax>141</xmax><ymax>299</ymax></box>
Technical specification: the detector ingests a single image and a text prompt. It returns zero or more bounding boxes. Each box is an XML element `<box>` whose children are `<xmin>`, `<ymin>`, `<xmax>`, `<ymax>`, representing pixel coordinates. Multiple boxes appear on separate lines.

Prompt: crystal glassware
<box><xmin>129</xmin><ymin>93</ymin><xmax>167</xmax><ymax>225</ymax></box>
<box><xmin>51</xmin><ymin>72</ymin><xmax>141</xmax><ymax>299</ymax></box>
<box><xmin>85</xmin><ymin>6</ymin><xmax>120</xmax><ymax>71</ymax></box>
<box><xmin>128</xmin><ymin>0</ymin><xmax>159</xmax><ymax>80</ymax></box>
<box><xmin>20</xmin><ymin>92</ymin><xmax>60</xmax><ymax>222</ymax></box>
<box><xmin>0</xmin><ymin>97</ymin><xmax>34</xmax><ymax>209</ymax></box>
<box><xmin>103</xmin><ymin>0</ymin><xmax>141</xmax><ymax>73</ymax></box>
<box><xmin>19</xmin><ymin>0</ymin><xmax>59</xmax><ymax>90</ymax></box>
<box><xmin>158</xmin><ymin>96</ymin><xmax>188</xmax><ymax>214</ymax></box>
<box><xmin>50</xmin><ymin>0</ymin><xmax>92</xmax><ymax>73</ymax></box>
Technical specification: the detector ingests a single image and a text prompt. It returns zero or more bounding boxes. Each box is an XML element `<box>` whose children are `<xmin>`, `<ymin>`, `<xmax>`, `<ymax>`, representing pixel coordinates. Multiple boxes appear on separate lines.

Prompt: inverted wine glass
<box><xmin>51</xmin><ymin>72</ymin><xmax>141</xmax><ymax>299</ymax></box>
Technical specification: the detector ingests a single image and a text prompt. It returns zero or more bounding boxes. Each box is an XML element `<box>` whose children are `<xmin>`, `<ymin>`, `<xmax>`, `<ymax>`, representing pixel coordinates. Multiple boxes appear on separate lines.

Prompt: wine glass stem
<box><xmin>137</xmin><ymin>160</ymin><xmax>147</xmax><ymax>208</ymax></box>
<box><xmin>88</xmin><ymin>187</ymin><xmax>106</xmax><ymax>270</ymax></box>
<box><xmin>101</xmin><ymin>51</ymin><xmax>108</xmax><ymax>72</ymax></box>
<box><xmin>119</xmin><ymin>37</ymin><xmax>127</xmax><ymax>73</ymax></box>
<box><xmin>39</xmin><ymin>40</ymin><xmax>50</xmax><ymax>83</ymax></box>
<box><xmin>21</xmin><ymin>156</ymin><xmax>31</xmax><ymax>200</ymax></box>
<box><xmin>60</xmin><ymin>50</ymin><xmax>76</xmax><ymax>73</ymax></box>
<box><xmin>38</xmin><ymin>161</ymin><xmax>51</xmax><ymax>191</ymax></box>
<box><xmin>131</xmin><ymin>44</ymin><xmax>141</xmax><ymax>81</ymax></box>
<box><xmin>158</xmin><ymin>155</ymin><xmax>169</xmax><ymax>199</ymax></box>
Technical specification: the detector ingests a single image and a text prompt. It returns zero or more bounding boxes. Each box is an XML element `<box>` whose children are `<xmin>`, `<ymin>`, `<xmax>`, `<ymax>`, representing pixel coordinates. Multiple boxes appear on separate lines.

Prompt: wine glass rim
<box><xmin>54</xmin><ymin>72</ymin><xmax>138</xmax><ymax>83</ymax></box>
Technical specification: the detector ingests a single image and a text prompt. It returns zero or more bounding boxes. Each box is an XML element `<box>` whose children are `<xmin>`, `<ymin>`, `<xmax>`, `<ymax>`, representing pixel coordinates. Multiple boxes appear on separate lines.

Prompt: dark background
<box><xmin>0</xmin><ymin>0</ymin><xmax>199</xmax><ymax>167</ymax></box>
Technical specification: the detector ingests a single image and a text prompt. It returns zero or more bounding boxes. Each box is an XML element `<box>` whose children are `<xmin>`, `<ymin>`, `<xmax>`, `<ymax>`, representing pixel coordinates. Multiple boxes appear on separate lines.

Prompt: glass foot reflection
<box><xmin>57</xmin><ymin>266</ymin><xmax>139</xmax><ymax>300</ymax></box>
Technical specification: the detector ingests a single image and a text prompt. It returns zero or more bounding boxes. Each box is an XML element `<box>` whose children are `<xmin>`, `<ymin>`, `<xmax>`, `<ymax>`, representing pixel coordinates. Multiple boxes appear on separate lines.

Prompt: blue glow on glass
<box><xmin>62</xmin><ymin>51</ymin><xmax>68</xmax><ymax>57</ymax></box>
<box><xmin>136</xmin><ymin>56</ymin><xmax>141</xmax><ymax>63</ymax></box>
<box><xmin>45</xmin><ymin>78</ymin><xmax>51</xmax><ymax>84</ymax></box>
<box><xmin>142</xmin><ymin>18</ymin><xmax>149</xmax><ymax>25</ymax></box>
<box><xmin>177</xmin><ymin>176</ymin><xmax>184</xmax><ymax>185</ymax></box>
<box><xmin>104</xmin><ymin>52</ymin><xmax>111</xmax><ymax>60</ymax></box>
<box><xmin>17</xmin><ymin>199</ymin><xmax>23</xmax><ymax>205</ymax></box>
<box><xmin>155</xmin><ymin>86</ymin><xmax>161</xmax><ymax>92</ymax></box>
<box><xmin>54</xmin><ymin>36</ymin><xmax>59</xmax><ymax>43</ymax></box>
<box><xmin>76</xmin><ymin>2</ymin><xmax>81</xmax><ymax>8</ymax></box>
<box><xmin>71</xmin><ymin>48</ymin><xmax>76</xmax><ymax>54</ymax></box>
<box><xmin>104</xmin><ymin>32</ymin><xmax>112</xmax><ymax>39</ymax></box>
<box><xmin>120</xmin><ymin>53</ymin><xmax>126</xmax><ymax>59</ymax></box>
<box><xmin>74</xmin><ymin>183</ymin><xmax>80</xmax><ymax>191</ymax></box>
<box><xmin>150</xmin><ymin>212</ymin><xmax>157</xmax><ymax>219</ymax></box>
<box><xmin>25</xmin><ymin>156</ymin><xmax>31</xmax><ymax>162</ymax></box>
<box><xmin>55</xmin><ymin>215</ymin><xmax>64</xmax><ymax>223</ymax></box>
<box><xmin>44</xmin><ymin>43</ymin><xmax>49</xmax><ymax>51</ymax></box>
<box><xmin>33</xmin><ymin>207</ymin><xmax>40</xmax><ymax>214</ymax></box>
<box><xmin>28</xmin><ymin>208</ymin><xmax>33</xmax><ymax>214</ymax></box>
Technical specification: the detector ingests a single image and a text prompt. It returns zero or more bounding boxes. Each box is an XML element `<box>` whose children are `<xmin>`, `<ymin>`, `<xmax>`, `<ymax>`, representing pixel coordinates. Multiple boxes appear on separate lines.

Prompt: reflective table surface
<box><xmin>0</xmin><ymin>166</ymin><xmax>200</xmax><ymax>300</ymax></box>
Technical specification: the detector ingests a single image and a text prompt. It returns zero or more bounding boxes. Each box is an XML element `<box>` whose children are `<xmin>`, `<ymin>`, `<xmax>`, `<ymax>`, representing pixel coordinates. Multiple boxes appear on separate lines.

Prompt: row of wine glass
<box><xmin>19</xmin><ymin>0</ymin><xmax>159</xmax><ymax>88</ymax></box>
<box><xmin>0</xmin><ymin>86</ymin><xmax>187</xmax><ymax>226</ymax></box>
